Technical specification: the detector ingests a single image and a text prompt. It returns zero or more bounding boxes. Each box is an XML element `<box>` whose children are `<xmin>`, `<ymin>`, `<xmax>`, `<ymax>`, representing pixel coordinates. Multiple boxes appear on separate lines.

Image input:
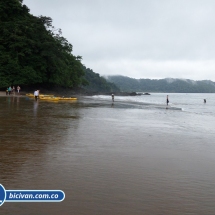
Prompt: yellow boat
<box><xmin>26</xmin><ymin>93</ymin><xmax>34</xmax><ymax>97</ymax></box>
<box><xmin>26</xmin><ymin>93</ymin><xmax>54</xmax><ymax>97</ymax></box>
<box><xmin>40</xmin><ymin>97</ymin><xmax>77</xmax><ymax>101</ymax></box>
<box><xmin>39</xmin><ymin>97</ymin><xmax>59</xmax><ymax>101</ymax></box>
<box><xmin>27</xmin><ymin>93</ymin><xmax>77</xmax><ymax>101</ymax></box>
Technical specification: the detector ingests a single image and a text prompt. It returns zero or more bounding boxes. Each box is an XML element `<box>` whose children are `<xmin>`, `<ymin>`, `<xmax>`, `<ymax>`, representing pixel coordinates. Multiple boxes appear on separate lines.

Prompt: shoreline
<box><xmin>0</xmin><ymin>91</ymin><xmax>25</xmax><ymax>97</ymax></box>
<box><xmin>0</xmin><ymin>91</ymin><xmax>149</xmax><ymax>97</ymax></box>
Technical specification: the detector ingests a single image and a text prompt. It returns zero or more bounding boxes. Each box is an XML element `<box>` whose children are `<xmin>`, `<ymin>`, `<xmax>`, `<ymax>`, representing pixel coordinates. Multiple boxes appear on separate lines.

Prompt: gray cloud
<box><xmin>24</xmin><ymin>0</ymin><xmax>215</xmax><ymax>80</ymax></box>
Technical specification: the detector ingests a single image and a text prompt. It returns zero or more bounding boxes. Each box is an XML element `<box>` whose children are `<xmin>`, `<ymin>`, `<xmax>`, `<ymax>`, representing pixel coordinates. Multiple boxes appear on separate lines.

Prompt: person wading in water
<box><xmin>166</xmin><ymin>95</ymin><xmax>169</xmax><ymax>106</ymax></box>
<box><xmin>112</xmin><ymin>94</ymin><xmax>114</xmax><ymax>102</ymax></box>
<box><xmin>34</xmin><ymin>90</ymin><xmax>39</xmax><ymax>101</ymax></box>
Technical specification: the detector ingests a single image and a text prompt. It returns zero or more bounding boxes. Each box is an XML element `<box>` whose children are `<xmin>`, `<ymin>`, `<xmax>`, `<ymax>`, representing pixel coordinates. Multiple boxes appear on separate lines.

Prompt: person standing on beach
<box><xmin>34</xmin><ymin>90</ymin><xmax>39</xmax><ymax>101</ymax></box>
<box><xmin>17</xmin><ymin>86</ymin><xmax>21</xmax><ymax>94</ymax></box>
<box><xmin>166</xmin><ymin>95</ymin><xmax>169</xmax><ymax>106</ymax></box>
<box><xmin>8</xmin><ymin>86</ymin><xmax>12</xmax><ymax>95</ymax></box>
<box><xmin>112</xmin><ymin>94</ymin><xmax>114</xmax><ymax>102</ymax></box>
<box><xmin>12</xmin><ymin>86</ymin><xmax>15</xmax><ymax>95</ymax></box>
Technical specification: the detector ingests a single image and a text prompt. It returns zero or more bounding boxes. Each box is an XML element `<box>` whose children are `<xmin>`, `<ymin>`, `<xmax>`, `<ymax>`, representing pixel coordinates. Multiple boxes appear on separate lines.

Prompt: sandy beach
<box><xmin>0</xmin><ymin>91</ymin><xmax>25</xmax><ymax>97</ymax></box>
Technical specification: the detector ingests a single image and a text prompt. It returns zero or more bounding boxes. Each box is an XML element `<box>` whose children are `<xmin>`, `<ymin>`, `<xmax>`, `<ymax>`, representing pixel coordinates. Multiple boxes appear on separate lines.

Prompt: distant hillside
<box><xmin>82</xmin><ymin>67</ymin><xmax>120</xmax><ymax>93</ymax></box>
<box><xmin>105</xmin><ymin>75</ymin><xmax>215</xmax><ymax>93</ymax></box>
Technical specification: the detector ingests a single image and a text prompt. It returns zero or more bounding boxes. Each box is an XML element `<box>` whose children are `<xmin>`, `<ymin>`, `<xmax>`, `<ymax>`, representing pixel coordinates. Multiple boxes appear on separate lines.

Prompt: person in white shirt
<box><xmin>34</xmin><ymin>90</ymin><xmax>39</xmax><ymax>101</ymax></box>
<box><xmin>17</xmin><ymin>86</ymin><xmax>21</xmax><ymax>94</ymax></box>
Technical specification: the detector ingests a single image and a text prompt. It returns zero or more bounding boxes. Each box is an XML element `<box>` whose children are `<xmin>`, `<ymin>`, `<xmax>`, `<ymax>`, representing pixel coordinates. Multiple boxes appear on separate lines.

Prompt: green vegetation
<box><xmin>105</xmin><ymin>75</ymin><xmax>215</xmax><ymax>93</ymax></box>
<box><xmin>0</xmin><ymin>0</ymin><xmax>84</xmax><ymax>89</ymax></box>
<box><xmin>0</xmin><ymin>0</ymin><xmax>120</xmax><ymax>93</ymax></box>
<box><xmin>2</xmin><ymin>1</ymin><xmax>214</xmax><ymax>94</ymax></box>
<box><xmin>82</xmin><ymin>67</ymin><xmax>120</xmax><ymax>93</ymax></box>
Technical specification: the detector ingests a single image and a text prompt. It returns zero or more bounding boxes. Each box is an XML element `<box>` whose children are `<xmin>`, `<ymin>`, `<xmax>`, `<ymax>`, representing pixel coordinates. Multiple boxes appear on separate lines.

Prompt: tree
<box><xmin>0</xmin><ymin>0</ymin><xmax>85</xmax><ymax>88</ymax></box>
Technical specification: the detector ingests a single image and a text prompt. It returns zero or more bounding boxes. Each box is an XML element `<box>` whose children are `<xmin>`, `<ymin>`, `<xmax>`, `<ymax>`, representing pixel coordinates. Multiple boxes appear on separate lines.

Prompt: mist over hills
<box><xmin>104</xmin><ymin>75</ymin><xmax>215</xmax><ymax>93</ymax></box>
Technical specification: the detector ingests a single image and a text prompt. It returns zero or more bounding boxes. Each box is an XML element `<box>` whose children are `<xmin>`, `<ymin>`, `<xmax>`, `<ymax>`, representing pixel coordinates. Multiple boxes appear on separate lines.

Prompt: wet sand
<box><xmin>1</xmin><ymin>96</ymin><xmax>215</xmax><ymax>214</ymax></box>
<box><xmin>0</xmin><ymin>91</ymin><xmax>24</xmax><ymax>97</ymax></box>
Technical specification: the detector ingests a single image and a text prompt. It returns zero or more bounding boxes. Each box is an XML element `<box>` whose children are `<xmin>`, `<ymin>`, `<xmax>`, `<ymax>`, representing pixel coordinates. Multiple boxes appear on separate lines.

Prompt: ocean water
<box><xmin>0</xmin><ymin>93</ymin><xmax>215</xmax><ymax>214</ymax></box>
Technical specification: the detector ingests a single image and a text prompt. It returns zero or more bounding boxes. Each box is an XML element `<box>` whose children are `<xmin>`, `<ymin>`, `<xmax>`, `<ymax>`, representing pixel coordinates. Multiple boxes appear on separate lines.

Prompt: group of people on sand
<box><xmin>6</xmin><ymin>86</ymin><xmax>21</xmax><ymax>95</ymax></box>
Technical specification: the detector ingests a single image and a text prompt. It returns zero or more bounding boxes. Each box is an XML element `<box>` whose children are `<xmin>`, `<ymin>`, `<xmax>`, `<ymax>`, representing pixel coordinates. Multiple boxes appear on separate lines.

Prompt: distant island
<box><xmin>104</xmin><ymin>75</ymin><xmax>215</xmax><ymax>93</ymax></box>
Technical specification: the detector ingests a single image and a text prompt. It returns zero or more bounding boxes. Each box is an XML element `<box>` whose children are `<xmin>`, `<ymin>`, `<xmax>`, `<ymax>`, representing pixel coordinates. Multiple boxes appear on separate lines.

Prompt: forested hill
<box><xmin>82</xmin><ymin>67</ymin><xmax>120</xmax><ymax>93</ymax></box>
<box><xmin>3</xmin><ymin>1</ymin><xmax>214</xmax><ymax>94</ymax></box>
<box><xmin>0</xmin><ymin>0</ymin><xmax>87</xmax><ymax>88</ymax></box>
<box><xmin>0</xmin><ymin>0</ymin><xmax>120</xmax><ymax>93</ymax></box>
<box><xmin>105</xmin><ymin>75</ymin><xmax>215</xmax><ymax>93</ymax></box>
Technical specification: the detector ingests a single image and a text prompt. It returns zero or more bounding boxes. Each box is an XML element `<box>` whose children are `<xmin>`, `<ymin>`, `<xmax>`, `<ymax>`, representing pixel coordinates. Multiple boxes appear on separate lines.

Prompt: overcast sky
<box><xmin>23</xmin><ymin>0</ymin><xmax>215</xmax><ymax>81</ymax></box>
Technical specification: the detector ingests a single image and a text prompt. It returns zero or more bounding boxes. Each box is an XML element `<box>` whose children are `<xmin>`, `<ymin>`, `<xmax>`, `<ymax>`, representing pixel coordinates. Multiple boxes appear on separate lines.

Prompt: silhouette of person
<box><xmin>166</xmin><ymin>95</ymin><xmax>169</xmax><ymax>106</ymax></box>
<box><xmin>111</xmin><ymin>94</ymin><xmax>114</xmax><ymax>102</ymax></box>
<box><xmin>17</xmin><ymin>86</ymin><xmax>21</xmax><ymax>94</ymax></box>
<box><xmin>34</xmin><ymin>90</ymin><xmax>39</xmax><ymax>101</ymax></box>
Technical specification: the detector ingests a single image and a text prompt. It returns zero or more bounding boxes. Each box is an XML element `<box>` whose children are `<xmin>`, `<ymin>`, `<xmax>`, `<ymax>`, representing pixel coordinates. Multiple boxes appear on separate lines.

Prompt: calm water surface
<box><xmin>0</xmin><ymin>94</ymin><xmax>215</xmax><ymax>215</ymax></box>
